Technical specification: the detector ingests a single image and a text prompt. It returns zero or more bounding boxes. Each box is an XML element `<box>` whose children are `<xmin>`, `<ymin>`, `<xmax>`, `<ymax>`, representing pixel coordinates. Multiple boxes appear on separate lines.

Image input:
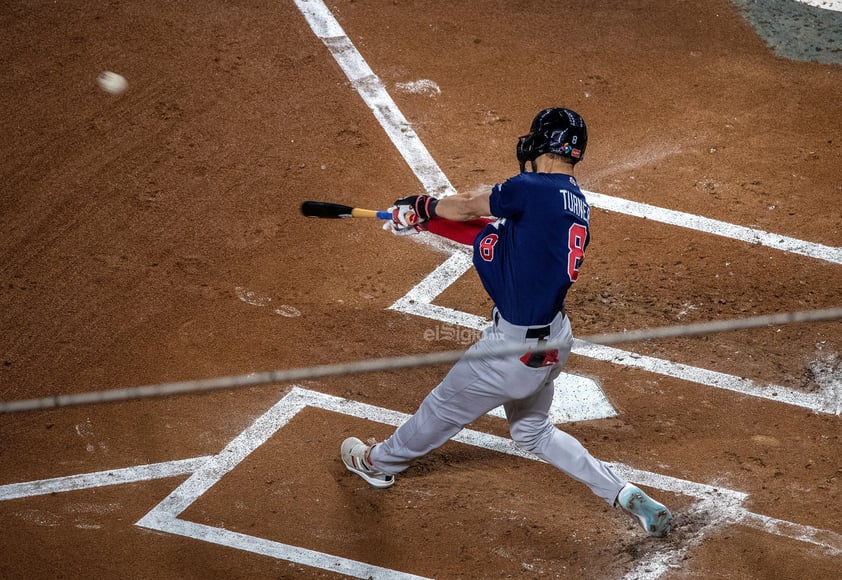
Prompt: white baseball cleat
<box><xmin>341</xmin><ymin>437</ymin><xmax>395</xmax><ymax>488</ymax></box>
<box><xmin>616</xmin><ymin>483</ymin><xmax>673</xmax><ymax>537</ymax></box>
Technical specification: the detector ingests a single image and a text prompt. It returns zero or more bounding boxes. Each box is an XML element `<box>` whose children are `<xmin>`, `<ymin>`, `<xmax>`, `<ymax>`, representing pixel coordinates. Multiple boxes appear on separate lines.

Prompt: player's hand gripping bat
<box><xmin>300</xmin><ymin>201</ymin><xmax>391</xmax><ymax>220</ymax></box>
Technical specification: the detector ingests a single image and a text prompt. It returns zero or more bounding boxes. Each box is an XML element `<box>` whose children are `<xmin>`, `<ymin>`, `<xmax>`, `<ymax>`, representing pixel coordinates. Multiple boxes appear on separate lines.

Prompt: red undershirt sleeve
<box><xmin>425</xmin><ymin>216</ymin><xmax>494</xmax><ymax>246</ymax></box>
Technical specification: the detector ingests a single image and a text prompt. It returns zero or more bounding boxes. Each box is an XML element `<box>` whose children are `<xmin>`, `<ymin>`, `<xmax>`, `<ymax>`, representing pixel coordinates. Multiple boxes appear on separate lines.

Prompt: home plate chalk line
<box><xmin>1</xmin><ymin>387</ymin><xmax>839</xmax><ymax>580</ymax></box>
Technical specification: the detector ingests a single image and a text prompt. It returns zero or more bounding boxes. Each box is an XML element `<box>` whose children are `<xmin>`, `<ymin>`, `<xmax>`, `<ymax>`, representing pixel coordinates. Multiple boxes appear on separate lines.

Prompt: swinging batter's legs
<box><xmin>370</xmin><ymin>336</ymin><xmax>503</xmax><ymax>473</ymax></box>
<box><xmin>505</xmin><ymin>371</ymin><xmax>625</xmax><ymax>504</ymax></box>
<box><xmin>371</xmin><ymin>314</ymin><xmax>623</xmax><ymax>505</ymax></box>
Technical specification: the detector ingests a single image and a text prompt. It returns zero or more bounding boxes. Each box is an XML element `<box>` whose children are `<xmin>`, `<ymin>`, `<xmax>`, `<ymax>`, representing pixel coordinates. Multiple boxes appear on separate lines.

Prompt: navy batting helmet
<box><xmin>516</xmin><ymin>107</ymin><xmax>588</xmax><ymax>172</ymax></box>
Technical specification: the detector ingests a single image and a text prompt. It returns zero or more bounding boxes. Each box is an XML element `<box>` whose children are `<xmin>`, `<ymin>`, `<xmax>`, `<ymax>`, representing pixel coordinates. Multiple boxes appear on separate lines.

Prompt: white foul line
<box><xmin>293</xmin><ymin>0</ymin><xmax>455</xmax><ymax>198</ymax></box>
<box><xmin>0</xmin><ymin>457</ymin><xmax>211</xmax><ymax>501</ymax></box>
<box><xmin>795</xmin><ymin>0</ymin><xmax>842</xmax><ymax>12</ymax></box>
<box><xmin>585</xmin><ymin>190</ymin><xmax>842</xmax><ymax>265</ymax></box>
<box><xmin>573</xmin><ymin>340</ymin><xmax>842</xmax><ymax>415</ymax></box>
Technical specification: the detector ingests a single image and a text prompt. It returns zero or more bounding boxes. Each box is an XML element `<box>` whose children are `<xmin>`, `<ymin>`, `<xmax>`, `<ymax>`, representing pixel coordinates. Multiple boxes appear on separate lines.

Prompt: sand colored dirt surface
<box><xmin>1</xmin><ymin>1</ymin><xmax>841</xmax><ymax>578</ymax></box>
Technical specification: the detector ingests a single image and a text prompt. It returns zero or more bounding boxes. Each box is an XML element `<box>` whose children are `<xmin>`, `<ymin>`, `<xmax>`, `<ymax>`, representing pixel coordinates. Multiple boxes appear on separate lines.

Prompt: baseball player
<box><xmin>341</xmin><ymin>107</ymin><xmax>673</xmax><ymax>537</ymax></box>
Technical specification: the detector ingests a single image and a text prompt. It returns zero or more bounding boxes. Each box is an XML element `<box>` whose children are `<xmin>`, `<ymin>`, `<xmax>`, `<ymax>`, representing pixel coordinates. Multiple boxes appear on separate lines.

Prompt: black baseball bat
<box><xmin>300</xmin><ymin>201</ymin><xmax>391</xmax><ymax>220</ymax></box>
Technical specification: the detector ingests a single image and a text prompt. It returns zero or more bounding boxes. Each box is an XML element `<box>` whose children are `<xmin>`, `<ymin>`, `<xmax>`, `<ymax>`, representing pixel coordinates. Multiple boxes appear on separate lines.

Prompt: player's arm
<box><xmin>433</xmin><ymin>190</ymin><xmax>491</xmax><ymax>221</ymax></box>
<box><xmin>386</xmin><ymin>191</ymin><xmax>493</xmax><ymax>244</ymax></box>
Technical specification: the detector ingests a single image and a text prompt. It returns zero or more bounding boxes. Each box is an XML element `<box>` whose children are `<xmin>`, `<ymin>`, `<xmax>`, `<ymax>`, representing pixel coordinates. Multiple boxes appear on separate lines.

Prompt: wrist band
<box><xmin>417</xmin><ymin>196</ymin><xmax>439</xmax><ymax>220</ymax></box>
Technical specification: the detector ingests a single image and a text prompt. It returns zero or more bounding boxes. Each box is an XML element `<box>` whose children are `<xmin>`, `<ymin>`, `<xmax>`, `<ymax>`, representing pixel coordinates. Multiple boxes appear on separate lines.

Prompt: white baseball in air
<box><xmin>97</xmin><ymin>71</ymin><xmax>128</xmax><ymax>95</ymax></box>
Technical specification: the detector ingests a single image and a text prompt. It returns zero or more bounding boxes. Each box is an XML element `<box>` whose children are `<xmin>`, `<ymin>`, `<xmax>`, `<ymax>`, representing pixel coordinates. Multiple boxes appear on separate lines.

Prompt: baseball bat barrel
<box><xmin>300</xmin><ymin>201</ymin><xmax>391</xmax><ymax>220</ymax></box>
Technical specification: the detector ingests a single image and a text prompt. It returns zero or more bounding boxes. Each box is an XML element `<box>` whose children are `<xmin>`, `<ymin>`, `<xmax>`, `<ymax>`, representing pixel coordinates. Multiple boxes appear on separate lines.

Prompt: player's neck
<box><xmin>533</xmin><ymin>155</ymin><xmax>575</xmax><ymax>175</ymax></box>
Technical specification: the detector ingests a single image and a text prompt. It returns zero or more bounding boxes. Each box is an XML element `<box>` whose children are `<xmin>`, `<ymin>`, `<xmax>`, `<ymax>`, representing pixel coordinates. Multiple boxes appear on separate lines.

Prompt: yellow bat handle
<box><xmin>351</xmin><ymin>208</ymin><xmax>381</xmax><ymax>218</ymax></box>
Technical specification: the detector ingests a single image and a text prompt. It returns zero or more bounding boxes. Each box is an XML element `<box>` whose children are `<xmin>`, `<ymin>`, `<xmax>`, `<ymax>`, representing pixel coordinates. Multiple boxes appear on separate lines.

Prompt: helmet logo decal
<box><xmin>548</xmin><ymin>129</ymin><xmax>568</xmax><ymax>148</ymax></box>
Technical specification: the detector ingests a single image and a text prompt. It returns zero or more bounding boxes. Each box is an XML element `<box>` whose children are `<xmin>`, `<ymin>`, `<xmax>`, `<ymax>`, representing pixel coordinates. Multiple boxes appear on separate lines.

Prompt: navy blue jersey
<box><xmin>472</xmin><ymin>172</ymin><xmax>590</xmax><ymax>326</ymax></box>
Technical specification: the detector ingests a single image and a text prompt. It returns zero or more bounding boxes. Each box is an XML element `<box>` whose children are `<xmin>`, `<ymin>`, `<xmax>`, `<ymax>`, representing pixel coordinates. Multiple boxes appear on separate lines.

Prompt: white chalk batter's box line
<box><xmin>2</xmin><ymin>387</ymin><xmax>840</xmax><ymax>580</ymax></box>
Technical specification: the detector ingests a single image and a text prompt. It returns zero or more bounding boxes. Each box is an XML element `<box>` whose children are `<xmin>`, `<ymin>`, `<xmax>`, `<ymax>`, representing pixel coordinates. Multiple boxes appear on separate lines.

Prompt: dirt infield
<box><xmin>1</xmin><ymin>1</ymin><xmax>841</xmax><ymax>578</ymax></box>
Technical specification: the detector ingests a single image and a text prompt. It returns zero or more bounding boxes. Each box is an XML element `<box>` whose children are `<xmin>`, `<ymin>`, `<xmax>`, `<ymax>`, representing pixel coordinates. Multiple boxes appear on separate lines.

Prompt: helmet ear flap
<box><xmin>516</xmin><ymin>133</ymin><xmax>535</xmax><ymax>173</ymax></box>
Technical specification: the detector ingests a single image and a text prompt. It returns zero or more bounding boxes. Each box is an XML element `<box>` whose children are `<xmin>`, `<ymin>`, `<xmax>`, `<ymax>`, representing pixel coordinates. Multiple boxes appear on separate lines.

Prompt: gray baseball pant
<box><xmin>369</xmin><ymin>311</ymin><xmax>626</xmax><ymax>504</ymax></box>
